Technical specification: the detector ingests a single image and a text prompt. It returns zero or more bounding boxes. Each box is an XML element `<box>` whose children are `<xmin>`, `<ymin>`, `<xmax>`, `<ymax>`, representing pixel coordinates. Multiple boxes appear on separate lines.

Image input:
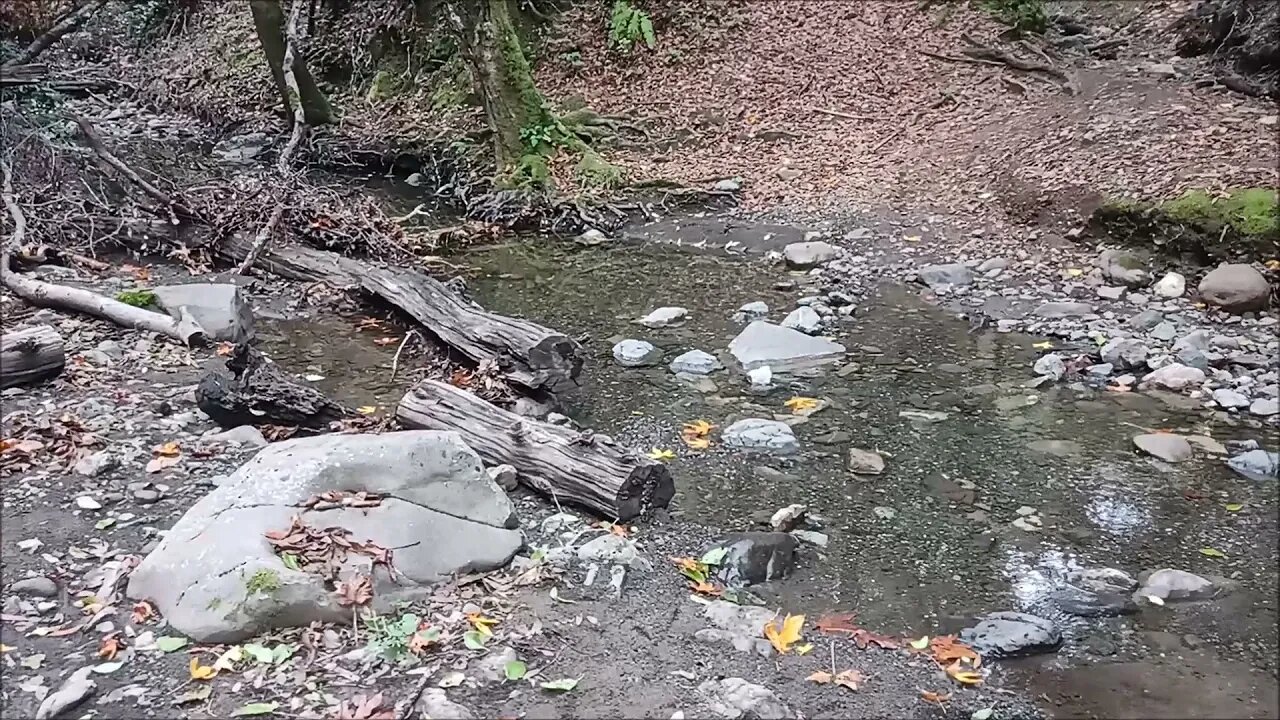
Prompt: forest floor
<box><xmin>3</xmin><ymin>2</ymin><xmax>1279</xmax><ymax>720</ymax></box>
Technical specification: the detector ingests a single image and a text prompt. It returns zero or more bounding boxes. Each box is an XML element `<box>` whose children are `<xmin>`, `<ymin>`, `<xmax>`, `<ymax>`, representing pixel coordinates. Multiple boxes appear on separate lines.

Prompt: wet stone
<box><xmin>709</xmin><ymin>532</ymin><xmax>797</xmax><ymax>586</ymax></box>
<box><xmin>637</xmin><ymin>306</ymin><xmax>689</xmax><ymax>328</ymax></box>
<box><xmin>152</xmin><ymin>283</ymin><xmax>255</xmax><ymax>343</ymax></box>
<box><xmin>1141</xmin><ymin>363</ymin><xmax>1205</xmax><ymax>391</ymax></box>
<box><xmin>1138</xmin><ymin>569</ymin><xmax>1219</xmax><ymax>601</ymax></box>
<box><xmin>918</xmin><ymin>263</ymin><xmax>975</xmax><ymax>288</ymax></box>
<box><xmin>1034</xmin><ymin>301</ymin><xmax>1094</xmax><ymax>319</ymax></box>
<box><xmin>1227</xmin><ymin>449</ymin><xmax>1279</xmax><ymax>482</ymax></box>
<box><xmin>734</xmin><ymin>301</ymin><xmax>769</xmax><ymax>323</ymax></box>
<box><xmin>10</xmin><ymin>577</ymin><xmax>58</xmax><ymax>598</ymax></box>
<box><xmin>612</xmin><ymin>339</ymin><xmax>662</xmax><ymax>367</ymax></box>
<box><xmin>1050</xmin><ymin>585</ymin><xmax>1138</xmax><ymax>617</ymax></box>
<box><xmin>1213</xmin><ymin>388</ymin><xmax>1250</xmax><ymax>409</ymax></box>
<box><xmin>847</xmin><ymin>448</ymin><xmax>885</xmax><ymax>475</ymax></box>
<box><xmin>1068</xmin><ymin>567</ymin><xmax>1139</xmax><ymax>595</ymax></box>
<box><xmin>722</xmin><ymin>418</ymin><xmax>799</xmax><ymax>455</ymax></box>
<box><xmin>728</xmin><ymin>321</ymin><xmax>845</xmax><ymax>372</ymax></box>
<box><xmin>1132</xmin><ymin>433</ymin><xmax>1193</xmax><ymax>463</ymax></box>
<box><xmin>1099</xmin><ymin>248</ymin><xmax>1150</xmax><ymax>288</ymax></box>
<box><xmin>1128</xmin><ymin>309</ymin><xmax>1164</xmax><ymax>331</ymax></box>
<box><xmin>781</xmin><ymin>307</ymin><xmax>822</xmax><ymax>335</ymax></box>
<box><xmin>959</xmin><ymin>611</ymin><xmax>1062</xmax><ymax>658</ymax></box>
<box><xmin>669</xmin><ymin>349</ymin><xmax>723</xmax><ymax>375</ymax></box>
<box><xmin>782</xmin><ymin>241</ymin><xmax>839</xmax><ymax>269</ymax></box>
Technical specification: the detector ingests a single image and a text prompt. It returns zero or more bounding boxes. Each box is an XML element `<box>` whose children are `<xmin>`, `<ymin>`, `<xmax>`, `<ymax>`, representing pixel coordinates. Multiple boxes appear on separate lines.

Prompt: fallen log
<box><xmin>397</xmin><ymin>380</ymin><xmax>674</xmax><ymax>521</ymax></box>
<box><xmin>217</xmin><ymin>234</ymin><xmax>583</xmax><ymax>397</ymax></box>
<box><xmin>1</xmin><ymin>325</ymin><xmax>65</xmax><ymax>389</ymax></box>
<box><xmin>1</xmin><ymin>0</ymin><xmax>107</xmax><ymax>70</ymax></box>
<box><xmin>196</xmin><ymin>343</ymin><xmax>350</xmax><ymax>429</ymax></box>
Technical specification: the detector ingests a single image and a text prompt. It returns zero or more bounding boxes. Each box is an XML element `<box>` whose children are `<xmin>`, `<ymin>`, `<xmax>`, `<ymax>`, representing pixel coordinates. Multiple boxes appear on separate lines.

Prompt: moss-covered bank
<box><xmin>1090</xmin><ymin>187</ymin><xmax>1279</xmax><ymax>264</ymax></box>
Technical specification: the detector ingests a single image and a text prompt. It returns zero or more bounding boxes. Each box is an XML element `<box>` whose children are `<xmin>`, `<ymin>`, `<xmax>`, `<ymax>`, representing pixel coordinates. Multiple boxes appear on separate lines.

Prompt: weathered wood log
<box><xmin>397</xmin><ymin>380</ymin><xmax>674</xmax><ymax>521</ymax></box>
<box><xmin>217</xmin><ymin>234</ymin><xmax>583</xmax><ymax>397</ymax></box>
<box><xmin>196</xmin><ymin>344</ymin><xmax>350</xmax><ymax>429</ymax></box>
<box><xmin>1</xmin><ymin>326</ymin><xmax>65</xmax><ymax>389</ymax></box>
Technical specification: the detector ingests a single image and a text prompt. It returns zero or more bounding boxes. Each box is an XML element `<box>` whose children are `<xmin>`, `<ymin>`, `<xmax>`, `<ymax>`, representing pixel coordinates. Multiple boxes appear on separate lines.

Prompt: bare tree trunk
<box><xmin>250</xmin><ymin>0</ymin><xmax>334</xmax><ymax>125</ymax></box>
<box><xmin>446</xmin><ymin>0</ymin><xmax>554</xmax><ymax>177</ymax></box>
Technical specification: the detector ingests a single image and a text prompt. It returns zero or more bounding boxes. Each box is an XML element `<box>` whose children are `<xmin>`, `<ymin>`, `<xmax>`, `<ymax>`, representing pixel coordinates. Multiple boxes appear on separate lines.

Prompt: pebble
<box><xmin>1033</xmin><ymin>353</ymin><xmax>1065</xmax><ymax>380</ymax></box>
<box><xmin>1249</xmin><ymin>398</ymin><xmax>1279</xmax><ymax>416</ymax></box>
<box><xmin>1132</xmin><ymin>433</ymin><xmax>1193</xmax><ymax>463</ymax></box>
<box><xmin>637</xmin><ymin>307</ymin><xmax>689</xmax><ymax>328</ymax></box>
<box><xmin>1213</xmin><ymin>387</ymin><xmax>1251</xmax><ymax>408</ymax></box>
<box><xmin>612</xmin><ymin>339</ymin><xmax>662</xmax><ymax>367</ymax></box>
<box><xmin>669</xmin><ymin>350</ymin><xmax>722</xmax><ymax>375</ymax></box>
<box><xmin>847</xmin><ymin>448</ymin><xmax>885</xmax><ymax>475</ymax></box>
<box><xmin>10</xmin><ymin>577</ymin><xmax>58</xmax><ymax>598</ymax></box>
<box><xmin>781</xmin><ymin>306</ymin><xmax>823</xmax><ymax>335</ymax></box>
<box><xmin>75</xmin><ymin>496</ymin><xmax>102</xmax><ymax>510</ymax></box>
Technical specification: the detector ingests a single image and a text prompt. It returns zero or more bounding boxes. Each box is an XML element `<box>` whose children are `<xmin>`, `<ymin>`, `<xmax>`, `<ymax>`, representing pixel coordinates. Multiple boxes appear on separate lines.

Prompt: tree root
<box><xmin>921</xmin><ymin>33</ymin><xmax>1077</xmax><ymax>95</ymax></box>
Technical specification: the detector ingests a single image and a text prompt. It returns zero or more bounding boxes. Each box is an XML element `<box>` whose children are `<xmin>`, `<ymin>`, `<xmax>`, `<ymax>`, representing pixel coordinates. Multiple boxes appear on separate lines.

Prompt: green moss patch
<box><xmin>1090</xmin><ymin>187</ymin><xmax>1279</xmax><ymax>264</ymax></box>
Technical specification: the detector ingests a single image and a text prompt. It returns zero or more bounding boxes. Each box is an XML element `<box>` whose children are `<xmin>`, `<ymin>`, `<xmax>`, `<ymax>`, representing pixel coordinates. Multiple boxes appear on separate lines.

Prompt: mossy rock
<box><xmin>575</xmin><ymin>150</ymin><xmax>624</xmax><ymax>190</ymax></box>
<box><xmin>1089</xmin><ymin>188</ymin><xmax>1279</xmax><ymax>264</ymax></box>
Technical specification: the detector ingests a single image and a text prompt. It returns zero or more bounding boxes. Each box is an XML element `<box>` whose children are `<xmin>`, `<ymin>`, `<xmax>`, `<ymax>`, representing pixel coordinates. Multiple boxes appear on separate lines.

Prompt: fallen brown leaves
<box><xmin>680</xmin><ymin>419</ymin><xmax>714</xmax><ymax>450</ymax></box>
<box><xmin>302</xmin><ymin>490</ymin><xmax>382</xmax><ymax>511</ymax></box>
<box><xmin>1</xmin><ymin>412</ymin><xmax>100</xmax><ymax>476</ymax></box>
<box><xmin>808</xmin><ymin>668</ymin><xmax>866</xmax><ymax>691</ymax></box>
<box><xmin>264</xmin><ymin>515</ymin><xmax>397</xmax><ymax>600</ymax></box>
<box><xmin>336</xmin><ymin>692</ymin><xmax>394</xmax><ymax>720</ymax></box>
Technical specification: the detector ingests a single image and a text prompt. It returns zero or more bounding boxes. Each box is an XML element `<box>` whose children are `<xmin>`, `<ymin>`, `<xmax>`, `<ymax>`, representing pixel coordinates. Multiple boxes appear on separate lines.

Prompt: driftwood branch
<box><xmin>196</xmin><ymin>344</ymin><xmax>349</xmax><ymax>428</ymax></box>
<box><xmin>73</xmin><ymin>115</ymin><xmax>202</xmax><ymax>223</ymax></box>
<box><xmin>0</xmin><ymin>63</ymin><xmax>113</xmax><ymax>93</ymax></box>
<box><xmin>0</xmin><ymin>163</ymin><xmax>204</xmax><ymax>345</ymax></box>
<box><xmin>237</xmin><ymin>0</ymin><xmax>308</xmax><ymax>276</ymax></box>
<box><xmin>1</xmin><ymin>0</ymin><xmax>107</xmax><ymax>70</ymax></box>
<box><xmin>1</xmin><ymin>325</ymin><xmax>65</xmax><ymax>389</ymax></box>
<box><xmin>218</xmin><ymin>234</ymin><xmax>583</xmax><ymax>397</ymax></box>
<box><xmin>397</xmin><ymin>380</ymin><xmax>675</xmax><ymax>520</ymax></box>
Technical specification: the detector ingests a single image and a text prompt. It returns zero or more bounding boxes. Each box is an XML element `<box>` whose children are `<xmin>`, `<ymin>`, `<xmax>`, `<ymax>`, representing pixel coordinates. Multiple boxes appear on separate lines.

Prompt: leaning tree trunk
<box><xmin>250</xmin><ymin>0</ymin><xmax>334</xmax><ymax>125</ymax></box>
<box><xmin>446</xmin><ymin>0</ymin><xmax>555</xmax><ymax>177</ymax></box>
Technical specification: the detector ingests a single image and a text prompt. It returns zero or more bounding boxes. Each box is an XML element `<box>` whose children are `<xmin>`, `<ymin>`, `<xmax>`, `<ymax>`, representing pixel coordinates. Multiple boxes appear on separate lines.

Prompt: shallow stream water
<box><xmin>257</xmin><ymin>184</ymin><xmax>1278</xmax><ymax>715</ymax></box>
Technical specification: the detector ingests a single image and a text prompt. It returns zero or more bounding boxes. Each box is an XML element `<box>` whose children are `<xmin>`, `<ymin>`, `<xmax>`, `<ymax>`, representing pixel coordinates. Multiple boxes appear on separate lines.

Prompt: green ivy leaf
<box><xmin>230</xmin><ymin>701</ymin><xmax>279</xmax><ymax>716</ymax></box>
<box><xmin>504</xmin><ymin>659</ymin><xmax>527</xmax><ymax>681</ymax></box>
<box><xmin>540</xmin><ymin>677</ymin><xmax>580</xmax><ymax>692</ymax></box>
<box><xmin>155</xmin><ymin>636</ymin><xmax>188</xmax><ymax>653</ymax></box>
<box><xmin>462</xmin><ymin>630</ymin><xmax>487</xmax><ymax>650</ymax></box>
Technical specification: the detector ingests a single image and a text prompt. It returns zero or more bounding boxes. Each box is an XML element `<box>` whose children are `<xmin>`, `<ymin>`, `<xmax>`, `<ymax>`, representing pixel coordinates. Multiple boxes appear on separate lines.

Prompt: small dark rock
<box><xmin>708</xmin><ymin>532</ymin><xmax>797</xmax><ymax>586</ymax></box>
<box><xmin>959</xmin><ymin>611</ymin><xmax>1062</xmax><ymax>658</ymax></box>
<box><xmin>1050</xmin><ymin>586</ymin><xmax>1138</xmax><ymax>617</ymax></box>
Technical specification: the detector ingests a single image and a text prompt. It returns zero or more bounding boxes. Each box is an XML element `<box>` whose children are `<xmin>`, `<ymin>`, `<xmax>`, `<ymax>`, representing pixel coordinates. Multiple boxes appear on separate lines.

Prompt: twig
<box><xmin>919</xmin><ymin>49</ymin><xmax>1004</xmax><ymax>67</ymax></box>
<box><xmin>389</xmin><ymin>329</ymin><xmax>423</xmax><ymax>379</ymax></box>
<box><xmin>807</xmin><ymin>107</ymin><xmax>883</xmax><ymax>122</ymax></box>
<box><xmin>236</xmin><ymin>199</ymin><xmax>287</xmax><ymax>275</ymax></box>
<box><xmin>1</xmin><ymin>0</ymin><xmax>107</xmax><ymax>70</ymax></box>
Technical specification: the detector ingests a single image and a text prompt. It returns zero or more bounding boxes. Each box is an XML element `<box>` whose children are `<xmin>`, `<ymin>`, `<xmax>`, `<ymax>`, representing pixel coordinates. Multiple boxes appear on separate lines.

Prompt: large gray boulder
<box><xmin>1198</xmin><ymin>264</ymin><xmax>1271</xmax><ymax>314</ymax></box>
<box><xmin>728</xmin><ymin>321</ymin><xmax>845</xmax><ymax>372</ymax></box>
<box><xmin>127</xmin><ymin>431</ymin><xmax>522</xmax><ymax>642</ymax></box>
<box><xmin>959</xmin><ymin>611</ymin><xmax>1061</xmax><ymax>658</ymax></box>
<box><xmin>151</xmin><ymin>283</ymin><xmax>254</xmax><ymax>343</ymax></box>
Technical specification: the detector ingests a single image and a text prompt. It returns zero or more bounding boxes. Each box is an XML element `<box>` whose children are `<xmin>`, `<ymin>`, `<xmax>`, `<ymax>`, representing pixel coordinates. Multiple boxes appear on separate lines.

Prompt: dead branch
<box><xmin>1</xmin><ymin>0</ymin><xmax>108</xmax><ymax>70</ymax></box>
<box><xmin>236</xmin><ymin>200</ymin><xmax>287</xmax><ymax>275</ymax></box>
<box><xmin>0</xmin><ymin>63</ymin><xmax>113</xmax><ymax>93</ymax></box>
<box><xmin>0</xmin><ymin>163</ymin><xmax>204</xmax><ymax>345</ymax></box>
<box><xmin>1</xmin><ymin>325</ymin><xmax>65</xmax><ymax>389</ymax></box>
<box><xmin>960</xmin><ymin>33</ymin><xmax>1076</xmax><ymax>93</ymax></box>
<box><xmin>72</xmin><ymin>115</ymin><xmax>202</xmax><ymax>223</ymax></box>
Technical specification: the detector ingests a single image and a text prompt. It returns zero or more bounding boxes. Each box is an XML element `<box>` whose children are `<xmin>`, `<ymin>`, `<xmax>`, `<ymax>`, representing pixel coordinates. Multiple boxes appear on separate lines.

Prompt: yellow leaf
<box><xmin>647</xmin><ymin>448</ymin><xmax>675</xmax><ymax>461</ymax></box>
<box><xmin>1199</xmin><ymin>547</ymin><xmax>1226</xmax><ymax>558</ymax></box>
<box><xmin>466</xmin><ymin>612</ymin><xmax>498</xmax><ymax>637</ymax></box>
<box><xmin>1031</xmin><ymin>341</ymin><xmax>1054</xmax><ymax>350</ymax></box>
<box><xmin>356</xmin><ymin>406</ymin><xmax>378</xmax><ymax>415</ymax></box>
<box><xmin>1225</xmin><ymin>503</ymin><xmax>1245</xmax><ymax>512</ymax></box>
<box><xmin>783</xmin><ymin>396</ymin><xmax>820</xmax><ymax>414</ymax></box>
<box><xmin>903</xmin><ymin>235</ymin><xmax>921</xmax><ymax>242</ymax></box>
<box><xmin>795</xmin><ymin>643</ymin><xmax>814</xmax><ymax>656</ymax></box>
<box><xmin>0</xmin><ymin>644</ymin><xmax>13</xmax><ymax>653</ymax></box>
<box><xmin>763</xmin><ymin>614</ymin><xmax>805</xmax><ymax>654</ymax></box>
<box><xmin>681</xmin><ymin>435</ymin><xmax>710</xmax><ymax>450</ymax></box>
<box><xmin>155</xmin><ymin>441</ymin><xmax>181</xmax><ymax>456</ymax></box>
<box><xmin>945</xmin><ymin>661</ymin><xmax>983</xmax><ymax>686</ymax></box>
<box><xmin>909</xmin><ymin>635</ymin><xmax>930</xmax><ymax>650</ymax></box>
<box><xmin>1066</xmin><ymin>268</ymin><xmax>1083</xmax><ymax>277</ymax></box>
<box><xmin>682</xmin><ymin>420</ymin><xmax>714</xmax><ymax>437</ymax></box>
<box><xmin>189</xmin><ymin>656</ymin><xmax>217</xmax><ymax>681</ymax></box>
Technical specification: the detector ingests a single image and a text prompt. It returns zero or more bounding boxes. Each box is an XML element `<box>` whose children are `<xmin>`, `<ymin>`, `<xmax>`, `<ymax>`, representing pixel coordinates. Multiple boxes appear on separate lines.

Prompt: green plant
<box><xmin>979</xmin><ymin>0</ymin><xmax>1046</xmax><ymax>35</ymax></box>
<box><xmin>1163</xmin><ymin>188</ymin><xmax>1279</xmax><ymax>236</ymax></box>
<box><xmin>244</xmin><ymin>569</ymin><xmax>281</xmax><ymax>596</ymax></box>
<box><xmin>114</xmin><ymin>289</ymin><xmax>156</xmax><ymax>307</ymax></box>
<box><xmin>608</xmin><ymin>0</ymin><xmax>656</xmax><ymax>53</ymax></box>
<box><xmin>364</xmin><ymin>611</ymin><xmax>437</xmax><ymax>663</ymax></box>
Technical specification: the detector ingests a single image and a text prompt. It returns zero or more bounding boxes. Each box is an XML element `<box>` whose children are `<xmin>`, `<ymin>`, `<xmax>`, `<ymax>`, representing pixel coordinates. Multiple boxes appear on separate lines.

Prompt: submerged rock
<box><xmin>708</xmin><ymin>532</ymin><xmax>797</xmax><ymax>586</ymax></box>
<box><xmin>959</xmin><ymin>611</ymin><xmax>1062</xmax><ymax>658</ymax></box>
<box><xmin>669</xmin><ymin>349</ymin><xmax>722</xmax><ymax>375</ymax></box>
<box><xmin>722</xmin><ymin>419</ymin><xmax>798</xmax><ymax>455</ymax></box>
<box><xmin>782</xmin><ymin>241</ymin><xmax>839</xmax><ymax>269</ymax></box>
<box><xmin>1198</xmin><ymin>264</ymin><xmax>1270</xmax><ymax>314</ymax></box>
<box><xmin>127</xmin><ymin>431</ymin><xmax>521</xmax><ymax>642</ymax></box>
<box><xmin>1100</xmin><ymin>338</ymin><xmax>1149</xmax><ymax>370</ymax></box>
<box><xmin>1132</xmin><ymin>433</ymin><xmax>1193</xmax><ymax>462</ymax></box>
<box><xmin>1068</xmin><ymin>567</ymin><xmax>1139</xmax><ymax>595</ymax></box>
<box><xmin>612</xmin><ymin>339</ymin><xmax>662</xmax><ymax>367</ymax></box>
<box><xmin>1033</xmin><ymin>353</ymin><xmax>1066</xmax><ymax>380</ymax></box>
<box><xmin>152</xmin><ymin>283</ymin><xmax>255</xmax><ymax>343</ymax></box>
<box><xmin>1051</xmin><ymin>585</ymin><xmax>1138</xmax><ymax>617</ymax></box>
<box><xmin>728</xmin><ymin>321</ymin><xmax>845</xmax><ymax>372</ymax></box>
<box><xmin>1227</xmin><ymin>449</ymin><xmax>1280</xmax><ymax>481</ymax></box>
<box><xmin>1213</xmin><ymin>386</ymin><xmax>1253</xmax><ymax>409</ymax></box>
<box><xmin>1034</xmin><ymin>301</ymin><xmax>1094</xmax><ymax>319</ymax></box>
